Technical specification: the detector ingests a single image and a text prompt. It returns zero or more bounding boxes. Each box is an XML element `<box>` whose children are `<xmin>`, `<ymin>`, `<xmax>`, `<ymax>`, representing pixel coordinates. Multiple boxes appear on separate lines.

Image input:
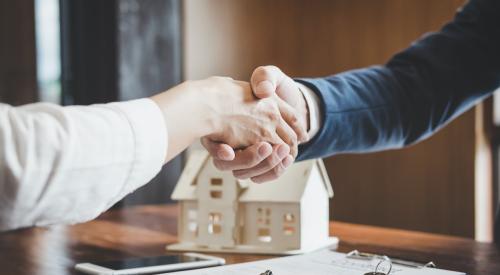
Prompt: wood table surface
<box><xmin>0</xmin><ymin>204</ymin><xmax>499</xmax><ymax>275</ymax></box>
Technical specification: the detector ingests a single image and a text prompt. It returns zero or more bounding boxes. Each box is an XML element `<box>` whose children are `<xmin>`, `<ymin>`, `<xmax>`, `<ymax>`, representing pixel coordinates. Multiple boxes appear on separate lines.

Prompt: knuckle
<box><xmin>260</xmin><ymin>127</ymin><xmax>271</xmax><ymax>139</ymax></box>
<box><xmin>256</xmin><ymin>65</ymin><xmax>267</xmax><ymax>73</ymax></box>
<box><xmin>267</xmin><ymin>65</ymin><xmax>280</xmax><ymax>72</ymax></box>
<box><xmin>262</xmin><ymin>65</ymin><xmax>278</xmax><ymax>74</ymax></box>
<box><xmin>255</xmin><ymin>65</ymin><xmax>279</xmax><ymax>81</ymax></box>
<box><xmin>265</xmin><ymin>154</ymin><xmax>279</xmax><ymax>167</ymax></box>
<box><xmin>273</xmin><ymin>164</ymin><xmax>285</xmax><ymax>177</ymax></box>
<box><xmin>289</xmin><ymin>114</ymin><xmax>299</xmax><ymax>125</ymax></box>
<box><xmin>261</xmin><ymin>68</ymin><xmax>273</xmax><ymax>79</ymax></box>
<box><xmin>267</xmin><ymin>112</ymin><xmax>280</xmax><ymax>122</ymax></box>
<box><xmin>256</xmin><ymin>65</ymin><xmax>271</xmax><ymax>76</ymax></box>
<box><xmin>249</xmin><ymin>152</ymin><xmax>262</xmax><ymax>165</ymax></box>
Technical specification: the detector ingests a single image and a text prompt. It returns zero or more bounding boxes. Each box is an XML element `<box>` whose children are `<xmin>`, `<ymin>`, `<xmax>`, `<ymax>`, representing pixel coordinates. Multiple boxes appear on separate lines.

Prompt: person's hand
<box><xmin>152</xmin><ymin>76</ymin><xmax>307</xmax><ymax>162</ymax></box>
<box><xmin>202</xmin><ymin>66</ymin><xmax>309</xmax><ymax>182</ymax></box>
<box><xmin>198</xmin><ymin>77</ymin><xmax>306</xmax><ymax>156</ymax></box>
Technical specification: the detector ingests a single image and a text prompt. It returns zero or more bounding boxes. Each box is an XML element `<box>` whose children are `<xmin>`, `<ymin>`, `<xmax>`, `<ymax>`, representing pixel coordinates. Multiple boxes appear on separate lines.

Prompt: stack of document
<box><xmin>166</xmin><ymin>250</ymin><xmax>464</xmax><ymax>275</ymax></box>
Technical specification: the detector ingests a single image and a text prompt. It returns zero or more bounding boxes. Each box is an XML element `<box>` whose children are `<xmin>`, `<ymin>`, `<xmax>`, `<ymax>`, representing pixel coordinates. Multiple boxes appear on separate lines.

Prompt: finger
<box><xmin>251</xmin><ymin>154</ymin><xmax>294</xmax><ymax>183</ymax></box>
<box><xmin>233</xmin><ymin>144</ymin><xmax>290</xmax><ymax>179</ymax></box>
<box><xmin>250</xmin><ymin>66</ymin><xmax>284</xmax><ymax>98</ymax></box>
<box><xmin>212</xmin><ymin>142</ymin><xmax>273</xmax><ymax>171</ymax></box>
<box><xmin>276</xmin><ymin>117</ymin><xmax>298</xmax><ymax>158</ymax></box>
<box><xmin>201</xmin><ymin>138</ymin><xmax>235</xmax><ymax>161</ymax></box>
<box><xmin>276</xmin><ymin>97</ymin><xmax>309</xmax><ymax>143</ymax></box>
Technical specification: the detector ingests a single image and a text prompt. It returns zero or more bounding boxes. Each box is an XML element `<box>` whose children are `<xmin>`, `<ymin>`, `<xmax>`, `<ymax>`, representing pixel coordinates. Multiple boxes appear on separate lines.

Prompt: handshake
<box><xmin>151</xmin><ymin>65</ymin><xmax>311</xmax><ymax>183</ymax></box>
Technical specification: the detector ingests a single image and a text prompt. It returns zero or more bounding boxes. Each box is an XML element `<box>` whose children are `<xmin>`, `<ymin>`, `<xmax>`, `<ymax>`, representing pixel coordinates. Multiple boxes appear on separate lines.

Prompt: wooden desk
<box><xmin>0</xmin><ymin>205</ymin><xmax>499</xmax><ymax>275</ymax></box>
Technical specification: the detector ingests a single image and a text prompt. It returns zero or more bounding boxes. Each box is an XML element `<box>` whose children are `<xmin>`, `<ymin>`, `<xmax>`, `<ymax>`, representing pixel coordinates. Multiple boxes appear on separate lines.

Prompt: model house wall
<box><xmin>196</xmin><ymin>160</ymin><xmax>241</xmax><ymax>248</ymax></box>
<box><xmin>241</xmin><ymin>202</ymin><xmax>300</xmax><ymax>250</ymax></box>
<box><xmin>180</xmin><ymin>200</ymin><xmax>198</xmax><ymax>242</ymax></box>
<box><xmin>169</xmin><ymin>150</ymin><xmax>335</xmax><ymax>255</ymax></box>
<box><xmin>300</xmin><ymin>164</ymin><xmax>331</xmax><ymax>250</ymax></box>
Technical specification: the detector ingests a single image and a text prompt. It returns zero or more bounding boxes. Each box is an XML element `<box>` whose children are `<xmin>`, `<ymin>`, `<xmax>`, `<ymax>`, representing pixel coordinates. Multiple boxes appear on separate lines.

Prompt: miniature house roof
<box><xmin>171</xmin><ymin>150</ymin><xmax>333</xmax><ymax>203</ymax></box>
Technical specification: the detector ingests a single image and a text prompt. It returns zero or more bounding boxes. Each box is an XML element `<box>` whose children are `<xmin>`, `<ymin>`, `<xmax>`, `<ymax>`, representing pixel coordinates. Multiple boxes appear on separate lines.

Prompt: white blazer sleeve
<box><xmin>0</xmin><ymin>98</ymin><xmax>167</xmax><ymax>231</ymax></box>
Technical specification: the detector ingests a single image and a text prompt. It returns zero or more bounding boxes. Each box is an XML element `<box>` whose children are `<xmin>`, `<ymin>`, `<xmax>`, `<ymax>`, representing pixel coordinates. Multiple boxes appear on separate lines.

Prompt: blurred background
<box><xmin>1</xmin><ymin>0</ymin><xmax>498</xmax><ymax>242</ymax></box>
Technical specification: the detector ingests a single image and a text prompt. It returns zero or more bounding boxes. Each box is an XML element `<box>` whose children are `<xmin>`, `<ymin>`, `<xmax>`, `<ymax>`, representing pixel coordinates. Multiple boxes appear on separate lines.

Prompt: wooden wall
<box><xmin>0</xmin><ymin>0</ymin><xmax>38</xmax><ymax>105</ymax></box>
<box><xmin>183</xmin><ymin>0</ymin><xmax>475</xmax><ymax>237</ymax></box>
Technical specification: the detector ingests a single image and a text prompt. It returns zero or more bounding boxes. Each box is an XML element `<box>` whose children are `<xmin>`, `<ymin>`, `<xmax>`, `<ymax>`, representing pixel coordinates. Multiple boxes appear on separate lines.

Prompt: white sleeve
<box><xmin>0</xmin><ymin>98</ymin><xmax>167</xmax><ymax>231</ymax></box>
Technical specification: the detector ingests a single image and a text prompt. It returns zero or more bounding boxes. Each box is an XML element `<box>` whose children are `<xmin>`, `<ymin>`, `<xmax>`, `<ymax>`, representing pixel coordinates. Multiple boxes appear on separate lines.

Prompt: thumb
<box><xmin>250</xmin><ymin>65</ymin><xmax>283</xmax><ymax>99</ymax></box>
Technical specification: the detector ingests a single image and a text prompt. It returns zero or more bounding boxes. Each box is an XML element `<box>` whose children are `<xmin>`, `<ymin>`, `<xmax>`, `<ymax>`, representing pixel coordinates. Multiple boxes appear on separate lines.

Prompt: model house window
<box><xmin>208</xmin><ymin>212</ymin><xmax>222</xmax><ymax>234</ymax></box>
<box><xmin>265</xmin><ymin>209</ymin><xmax>271</xmax><ymax>225</ymax></box>
<box><xmin>284</xmin><ymin>213</ymin><xmax>295</xmax><ymax>223</ymax></box>
<box><xmin>211</xmin><ymin>178</ymin><xmax>223</xmax><ymax>186</ymax></box>
<box><xmin>283</xmin><ymin>226</ymin><xmax>295</xmax><ymax>236</ymax></box>
<box><xmin>187</xmin><ymin>209</ymin><xmax>198</xmax><ymax>235</ymax></box>
<box><xmin>257</xmin><ymin>207</ymin><xmax>272</xmax><ymax>225</ymax></box>
<box><xmin>210</xmin><ymin>190</ymin><xmax>223</xmax><ymax>199</ymax></box>
<box><xmin>257</xmin><ymin>228</ymin><xmax>272</xmax><ymax>242</ymax></box>
<box><xmin>257</xmin><ymin>208</ymin><xmax>272</xmax><ymax>242</ymax></box>
<box><xmin>188</xmin><ymin>221</ymin><xmax>198</xmax><ymax>234</ymax></box>
<box><xmin>283</xmin><ymin>212</ymin><xmax>295</xmax><ymax>236</ymax></box>
<box><xmin>209</xmin><ymin>178</ymin><xmax>223</xmax><ymax>199</ymax></box>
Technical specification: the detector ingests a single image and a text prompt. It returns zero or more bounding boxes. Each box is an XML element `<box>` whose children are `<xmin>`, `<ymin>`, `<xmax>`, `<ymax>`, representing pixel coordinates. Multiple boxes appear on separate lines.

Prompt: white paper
<box><xmin>166</xmin><ymin>250</ymin><xmax>465</xmax><ymax>275</ymax></box>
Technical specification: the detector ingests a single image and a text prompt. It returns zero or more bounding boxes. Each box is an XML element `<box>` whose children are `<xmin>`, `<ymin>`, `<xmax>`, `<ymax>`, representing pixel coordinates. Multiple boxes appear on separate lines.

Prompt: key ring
<box><xmin>364</xmin><ymin>255</ymin><xmax>392</xmax><ymax>275</ymax></box>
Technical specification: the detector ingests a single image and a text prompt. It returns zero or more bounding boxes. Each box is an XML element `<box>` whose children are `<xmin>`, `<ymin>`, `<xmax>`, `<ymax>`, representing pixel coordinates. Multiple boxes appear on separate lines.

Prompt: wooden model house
<box><xmin>167</xmin><ymin>150</ymin><xmax>336</xmax><ymax>255</ymax></box>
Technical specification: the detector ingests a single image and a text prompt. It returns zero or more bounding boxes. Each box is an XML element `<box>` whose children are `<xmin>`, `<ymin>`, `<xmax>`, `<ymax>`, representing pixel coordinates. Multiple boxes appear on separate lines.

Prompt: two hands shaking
<box><xmin>151</xmin><ymin>65</ymin><xmax>311</xmax><ymax>183</ymax></box>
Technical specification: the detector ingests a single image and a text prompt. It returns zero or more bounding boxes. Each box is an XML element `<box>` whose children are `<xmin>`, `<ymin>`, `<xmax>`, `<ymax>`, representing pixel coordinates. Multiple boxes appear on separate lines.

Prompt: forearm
<box><xmin>297</xmin><ymin>0</ymin><xmax>500</xmax><ymax>160</ymax></box>
<box><xmin>0</xmin><ymin>99</ymin><xmax>166</xmax><ymax>230</ymax></box>
<box><xmin>151</xmin><ymin>81</ymin><xmax>217</xmax><ymax>162</ymax></box>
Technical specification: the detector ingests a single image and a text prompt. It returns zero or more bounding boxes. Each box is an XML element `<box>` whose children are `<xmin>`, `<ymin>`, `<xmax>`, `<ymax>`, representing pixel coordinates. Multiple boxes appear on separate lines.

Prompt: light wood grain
<box><xmin>1</xmin><ymin>204</ymin><xmax>498</xmax><ymax>275</ymax></box>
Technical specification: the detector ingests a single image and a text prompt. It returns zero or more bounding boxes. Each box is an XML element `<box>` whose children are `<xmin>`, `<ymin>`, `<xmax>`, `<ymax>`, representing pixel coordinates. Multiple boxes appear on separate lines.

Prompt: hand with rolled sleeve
<box><xmin>202</xmin><ymin>66</ymin><xmax>323</xmax><ymax>183</ymax></box>
<box><xmin>151</xmin><ymin>77</ymin><xmax>307</xmax><ymax>161</ymax></box>
<box><xmin>0</xmin><ymin>76</ymin><xmax>307</xmax><ymax>231</ymax></box>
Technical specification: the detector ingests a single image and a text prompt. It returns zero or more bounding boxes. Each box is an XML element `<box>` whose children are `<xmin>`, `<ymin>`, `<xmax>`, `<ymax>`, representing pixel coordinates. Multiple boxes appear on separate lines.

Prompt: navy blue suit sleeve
<box><xmin>296</xmin><ymin>0</ymin><xmax>500</xmax><ymax>161</ymax></box>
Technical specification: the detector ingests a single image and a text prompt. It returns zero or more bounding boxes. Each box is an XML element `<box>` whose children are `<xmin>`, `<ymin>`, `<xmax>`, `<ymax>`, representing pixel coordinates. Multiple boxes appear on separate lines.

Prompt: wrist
<box><xmin>296</xmin><ymin>85</ymin><xmax>310</xmax><ymax>140</ymax></box>
<box><xmin>296</xmin><ymin>82</ymin><xmax>321</xmax><ymax>140</ymax></box>
<box><xmin>150</xmin><ymin>77</ymin><xmax>244</xmax><ymax>162</ymax></box>
<box><xmin>150</xmin><ymin>81</ymin><xmax>218</xmax><ymax>161</ymax></box>
<box><xmin>183</xmin><ymin>79</ymin><xmax>223</xmax><ymax>138</ymax></box>
<box><xmin>297</xmin><ymin>86</ymin><xmax>310</xmax><ymax>133</ymax></box>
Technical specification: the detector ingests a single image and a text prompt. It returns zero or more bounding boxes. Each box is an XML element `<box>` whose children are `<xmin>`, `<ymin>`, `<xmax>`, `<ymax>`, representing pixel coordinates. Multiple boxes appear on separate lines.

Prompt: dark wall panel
<box><xmin>60</xmin><ymin>0</ymin><xmax>118</xmax><ymax>105</ymax></box>
<box><xmin>60</xmin><ymin>0</ymin><xmax>183</xmax><ymax>205</ymax></box>
<box><xmin>0</xmin><ymin>0</ymin><xmax>38</xmax><ymax>105</ymax></box>
<box><xmin>117</xmin><ymin>0</ymin><xmax>183</xmax><ymax>205</ymax></box>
